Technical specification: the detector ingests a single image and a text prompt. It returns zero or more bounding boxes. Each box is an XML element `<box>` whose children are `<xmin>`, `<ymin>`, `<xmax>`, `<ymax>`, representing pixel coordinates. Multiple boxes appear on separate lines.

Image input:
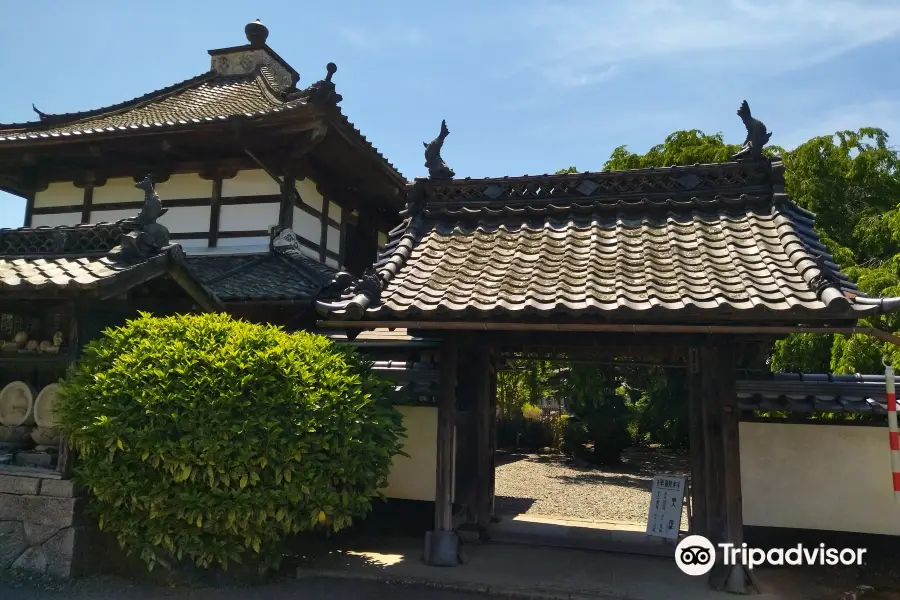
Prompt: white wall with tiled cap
<box><xmin>33</xmin><ymin>182</ymin><xmax>82</xmax><ymax>208</ymax></box>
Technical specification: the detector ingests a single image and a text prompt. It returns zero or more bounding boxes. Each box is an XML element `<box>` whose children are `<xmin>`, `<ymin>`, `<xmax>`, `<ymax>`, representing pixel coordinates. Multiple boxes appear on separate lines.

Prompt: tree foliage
<box><xmin>57</xmin><ymin>313</ymin><xmax>404</xmax><ymax>572</ymax></box>
<box><xmin>532</xmin><ymin>125</ymin><xmax>900</xmax><ymax>453</ymax></box>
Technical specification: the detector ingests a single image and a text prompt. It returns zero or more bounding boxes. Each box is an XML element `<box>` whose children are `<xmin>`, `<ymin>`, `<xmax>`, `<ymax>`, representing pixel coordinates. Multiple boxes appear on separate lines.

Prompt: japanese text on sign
<box><xmin>646</xmin><ymin>474</ymin><xmax>686</xmax><ymax>540</ymax></box>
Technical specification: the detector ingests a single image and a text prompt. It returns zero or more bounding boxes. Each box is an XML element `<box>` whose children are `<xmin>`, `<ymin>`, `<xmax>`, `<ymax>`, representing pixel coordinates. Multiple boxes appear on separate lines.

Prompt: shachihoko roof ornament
<box><xmin>732</xmin><ymin>100</ymin><xmax>772</xmax><ymax>161</ymax></box>
<box><xmin>424</xmin><ymin>119</ymin><xmax>454</xmax><ymax>179</ymax></box>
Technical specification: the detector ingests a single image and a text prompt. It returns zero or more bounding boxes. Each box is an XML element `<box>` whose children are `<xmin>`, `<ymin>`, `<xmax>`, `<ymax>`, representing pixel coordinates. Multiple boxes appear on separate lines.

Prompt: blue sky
<box><xmin>1</xmin><ymin>0</ymin><xmax>899</xmax><ymax>229</ymax></box>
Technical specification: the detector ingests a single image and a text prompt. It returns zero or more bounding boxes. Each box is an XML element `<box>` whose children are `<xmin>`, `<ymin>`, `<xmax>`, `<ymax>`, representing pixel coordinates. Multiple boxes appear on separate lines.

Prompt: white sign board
<box><xmin>646</xmin><ymin>474</ymin><xmax>686</xmax><ymax>540</ymax></box>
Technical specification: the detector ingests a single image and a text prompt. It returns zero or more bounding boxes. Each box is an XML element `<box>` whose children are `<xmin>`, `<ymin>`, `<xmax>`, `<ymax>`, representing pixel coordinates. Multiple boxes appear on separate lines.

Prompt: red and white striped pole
<box><xmin>886</xmin><ymin>361</ymin><xmax>900</xmax><ymax>502</ymax></box>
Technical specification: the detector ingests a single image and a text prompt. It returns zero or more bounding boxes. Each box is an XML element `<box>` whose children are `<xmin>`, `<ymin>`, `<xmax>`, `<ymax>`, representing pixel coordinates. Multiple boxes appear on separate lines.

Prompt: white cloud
<box><xmin>505</xmin><ymin>0</ymin><xmax>900</xmax><ymax>87</ymax></box>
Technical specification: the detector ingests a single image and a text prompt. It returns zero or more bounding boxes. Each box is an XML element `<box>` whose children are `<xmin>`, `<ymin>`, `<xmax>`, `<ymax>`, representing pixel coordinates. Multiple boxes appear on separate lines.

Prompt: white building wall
<box><xmin>740</xmin><ymin>422</ymin><xmax>900</xmax><ymax>535</ymax></box>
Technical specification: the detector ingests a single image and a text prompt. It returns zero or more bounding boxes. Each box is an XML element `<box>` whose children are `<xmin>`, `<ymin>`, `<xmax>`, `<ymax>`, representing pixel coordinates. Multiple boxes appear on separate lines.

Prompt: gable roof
<box><xmin>186</xmin><ymin>248</ymin><xmax>347</xmax><ymax>304</ymax></box>
<box><xmin>0</xmin><ymin>223</ymin><xmax>221</xmax><ymax>310</ymax></box>
<box><xmin>318</xmin><ymin>158</ymin><xmax>900</xmax><ymax>325</ymax></box>
<box><xmin>0</xmin><ymin>28</ymin><xmax>405</xmax><ymax>184</ymax></box>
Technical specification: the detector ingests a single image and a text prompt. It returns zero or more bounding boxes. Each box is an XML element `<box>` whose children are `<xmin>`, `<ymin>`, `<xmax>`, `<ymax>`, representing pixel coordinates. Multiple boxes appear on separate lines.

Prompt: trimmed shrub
<box><xmin>57</xmin><ymin>313</ymin><xmax>404</xmax><ymax>571</ymax></box>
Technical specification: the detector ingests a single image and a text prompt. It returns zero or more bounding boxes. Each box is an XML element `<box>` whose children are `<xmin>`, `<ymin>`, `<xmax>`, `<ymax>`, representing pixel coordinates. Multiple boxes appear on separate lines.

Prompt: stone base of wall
<box><xmin>0</xmin><ymin>474</ymin><xmax>98</xmax><ymax>579</ymax></box>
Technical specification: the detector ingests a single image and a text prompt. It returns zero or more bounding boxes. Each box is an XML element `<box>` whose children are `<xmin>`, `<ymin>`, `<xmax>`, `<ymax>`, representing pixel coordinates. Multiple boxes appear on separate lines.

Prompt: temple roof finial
<box><xmin>245</xmin><ymin>19</ymin><xmax>269</xmax><ymax>47</ymax></box>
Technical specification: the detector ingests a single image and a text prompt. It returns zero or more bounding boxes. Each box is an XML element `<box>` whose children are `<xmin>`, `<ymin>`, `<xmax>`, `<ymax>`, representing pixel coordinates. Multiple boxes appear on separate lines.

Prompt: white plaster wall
<box><xmin>292</xmin><ymin>208</ymin><xmax>321</xmax><ymax>244</ymax></box>
<box><xmin>222</xmin><ymin>169</ymin><xmax>280</xmax><ymax>197</ymax></box>
<box><xmin>34</xmin><ymin>182</ymin><xmax>82</xmax><ymax>208</ymax></box>
<box><xmin>325</xmin><ymin>257</ymin><xmax>339</xmax><ymax>268</ymax></box>
<box><xmin>174</xmin><ymin>238</ymin><xmax>210</xmax><ymax>250</ymax></box>
<box><xmin>329</xmin><ymin>201</ymin><xmax>342</xmax><ymax>223</ymax></box>
<box><xmin>155</xmin><ymin>174</ymin><xmax>213</xmax><ymax>200</ymax></box>
<box><xmin>326</xmin><ymin>225</ymin><xmax>340</xmax><ymax>253</ymax></box>
<box><xmin>382</xmin><ymin>406</ymin><xmax>438</xmax><ymax>502</ymax></box>
<box><xmin>90</xmin><ymin>208</ymin><xmax>139</xmax><ymax>223</ymax></box>
<box><xmin>93</xmin><ymin>177</ymin><xmax>144</xmax><ymax>204</ymax></box>
<box><xmin>295</xmin><ymin>178</ymin><xmax>324</xmax><ymax>213</ymax></box>
<box><xmin>219</xmin><ymin>203</ymin><xmax>279</xmax><ymax>233</ymax></box>
<box><xmin>30</xmin><ymin>213</ymin><xmax>81</xmax><ymax>228</ymax></box>
<box><xmin>740</xmin><ymin>422</ymin><xmax>900</xmax><ymax>535</ymax></box>
<box><xmin>158</xmin><ymin>206</ymin><xmax>210</xmax><ymax>234</ymax></box>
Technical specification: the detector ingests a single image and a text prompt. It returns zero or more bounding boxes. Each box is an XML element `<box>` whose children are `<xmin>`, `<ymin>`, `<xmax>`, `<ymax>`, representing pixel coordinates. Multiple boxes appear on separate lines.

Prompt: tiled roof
<box><xmin>737</xmin><ymin>373</ymin><xmax>898</xmax><ymax>415</ymax></box>
<box><xmin>186</xmin><ymin>251</ymin><xmax>345</xmax><ymax>303</ymax></box>
<box><xmin>0</xmin><ymin>222</ymin><xmax>220</xmax><ymax>309</ymax></box>
<box><xmin>0</xmin><ymin>72</ymin><xmax>293</xmax><ymax>141</ymax></box>
<box><xmin>0</xmin><ymin>69</ymin><xmax>405</xmax><ymax>182</ymax></box>
<box><xmin>318</xmin><ymin>159</ymin><xmax>900</xmax><ymax>324</ymax></box>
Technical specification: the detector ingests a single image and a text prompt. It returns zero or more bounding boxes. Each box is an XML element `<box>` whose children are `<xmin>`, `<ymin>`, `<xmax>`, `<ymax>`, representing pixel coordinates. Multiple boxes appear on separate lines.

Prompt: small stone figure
<box><xmin>424</xmin><ymin>120</ymin><xmax>455</xmax><ymax>179</ymax></box>
<box><xmin>118</xmin><ymin>175</ymin><xmax>170</xmax><ymax>258</ymax></box>
<box><xmin>732</xmin><ymin>100</ymin><xmax>772</xmax><ymax>161</ymax></box>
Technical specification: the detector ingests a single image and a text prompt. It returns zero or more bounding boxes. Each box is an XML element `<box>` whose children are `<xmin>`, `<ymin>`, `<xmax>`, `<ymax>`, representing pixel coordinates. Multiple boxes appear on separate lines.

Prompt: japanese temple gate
<box><xmin>318</xmin><ymin>153</ymin><xmax>900</xmax><ymax>592</ymax></box>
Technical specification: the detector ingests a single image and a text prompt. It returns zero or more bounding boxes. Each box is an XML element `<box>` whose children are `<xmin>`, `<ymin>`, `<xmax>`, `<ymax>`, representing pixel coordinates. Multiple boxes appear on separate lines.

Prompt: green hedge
<box><xmin>57</xmin><ymin>313</ymin><xmax>404</xmax><ymax>571</ymax></box>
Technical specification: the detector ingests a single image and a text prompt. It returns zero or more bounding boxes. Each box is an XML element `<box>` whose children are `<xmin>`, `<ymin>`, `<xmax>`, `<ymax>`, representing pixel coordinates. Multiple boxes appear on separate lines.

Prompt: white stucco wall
<box><xmin>740</xmin><ymin>422</ymin><xmax>900</xmax><ymax>535</ymax></box>
<box><xmin>292</xmin><ymin>207</ymin><xmax>321</xmax><ymax>244</ymax></box>
<box><xmin>221</xmin><ymin>169</ymin><xmax>280</xmax><ymax>197</ymax></box>
<box><xmin>382</xmin><ymin>406</ymin><xmax>440</xmax><ymax>502</ymax></box>
<box><xmin>34</xmin><ymin>182</ymin><xmax>82</xmax><ymax>208</ymax></box>
<box><xmin>30</xmin><ymin>213</ymin><xmax>80</xmax><ymax>228</ymax></box>
<box><xmin>219</xmin><ymin>203</ymin><xmax>279</xmax><ymax>233</ymax></box>
<box><xmin>93</xmin><ymin>177</ymin><xmax>144</xmax><ymax>205</ymax></box>
<box><xmin>155</xmin><ymin>174</ymin><xmax>213</xmax><ymax>200</ymax></box>
<box><xmin>295</xmin><ymin>178</ymin><xmax>324</xmax><ymax>213</ymax></box>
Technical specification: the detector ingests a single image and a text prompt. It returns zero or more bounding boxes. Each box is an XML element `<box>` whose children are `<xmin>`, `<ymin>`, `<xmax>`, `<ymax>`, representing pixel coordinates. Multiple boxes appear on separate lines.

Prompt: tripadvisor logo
<box><xmin>675</xmin><ymin>535</ymin><xmax>867</xmax><ymax>576</ymax></box>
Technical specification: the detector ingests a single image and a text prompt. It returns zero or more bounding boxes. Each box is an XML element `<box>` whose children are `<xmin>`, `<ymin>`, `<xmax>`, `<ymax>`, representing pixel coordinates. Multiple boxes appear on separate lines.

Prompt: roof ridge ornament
<box><xmin>116</xmin><ymin>175</ymin><xmax>171</xmax><ymax>258</ymax></box>
<box><xmin>302</xmin><ymin>63</ymin><xmax>342</xmax><ymax>105</ymax></box>
<box><xmin>732</xmin><ymin>100</ymin><xmax>772</xmax><ymax>161</ymax></box>
<box><xmin>245</xmin><ymin>19</ymin><xmax>269</xmax><ymax>47</ymax></box>
<box><xmin>424</xmin><ymin>119</ymin><xmax>455</xmax><ymax>179</ymax></box>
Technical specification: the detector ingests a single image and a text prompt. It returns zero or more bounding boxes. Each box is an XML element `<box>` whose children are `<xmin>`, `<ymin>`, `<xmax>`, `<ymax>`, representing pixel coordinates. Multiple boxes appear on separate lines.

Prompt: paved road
<box><xmin>0</xmin><ymin>576</ymin><xmax>493</xmax><ymax>600</ymax></box>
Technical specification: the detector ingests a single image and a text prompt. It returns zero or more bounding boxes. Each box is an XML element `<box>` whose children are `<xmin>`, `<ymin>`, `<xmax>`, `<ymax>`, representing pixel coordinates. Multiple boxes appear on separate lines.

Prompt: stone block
<box><xmin>0</xmin><ymin>493</ymin><xmax>81</xmax><ymax>527</ymax></box>
<box><xmin>12</xmin><ymin>546</ymin><xmax>47</xmax><ymax>574</ymax></box>
<box><xmin>0</xmin><ymin>475</ymin><xmax>41</xmax><ymax>495</ymax></box>
<box><xmin>39</xmin><ymin>480</ymin><xmax>82</xmax><ymax>498</ymax></box>
<box><xmin>43</xmin><ymin>527</ymin><xmax>75</xmax><ymax>579</ymax></box>
<box><xmin>0</xmin><ymin>520</ymin><xmax>27</xmax><ymax>569</ymax></box>
<box><xmin>24</xmin><ymin>522</ymin><xmax>59</xmax><ymax>545</ymax></box>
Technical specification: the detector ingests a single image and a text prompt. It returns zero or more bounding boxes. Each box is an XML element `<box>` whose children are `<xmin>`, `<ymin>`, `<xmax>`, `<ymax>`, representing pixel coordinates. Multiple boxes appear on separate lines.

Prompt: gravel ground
<box><xmin>494</xmin><ymin>447</ymin><xmax>690</xmax><ymax>526</ymax></box>
<box><xmin>0</xmin><ymin>574</ymin><xmax>496</xmax><ymax>600</ymax></box>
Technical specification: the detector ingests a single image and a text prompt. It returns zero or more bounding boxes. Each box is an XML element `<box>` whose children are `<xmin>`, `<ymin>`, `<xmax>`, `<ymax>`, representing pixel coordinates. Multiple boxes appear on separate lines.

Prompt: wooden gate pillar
<box><xmin>701</xmin><ymin>336</ymin><xmax>758</xmax><ymax>594</ymax></box>
<box><xmin>474</xmin><ymin>344</ymin><xmax>493</xmax><ymax>531</ymax></box>
<box><xmin>687</xmin><ymin>345</ymin><xmax>707</xmax><ymax>536</ymax></box>
<box><xmin>424</xmin><ymin>334</ymin><xmax>460</xmax><ymax>566</ymax></box>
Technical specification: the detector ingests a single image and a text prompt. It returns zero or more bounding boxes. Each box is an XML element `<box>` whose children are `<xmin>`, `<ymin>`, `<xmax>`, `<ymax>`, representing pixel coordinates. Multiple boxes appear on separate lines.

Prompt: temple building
<box><xmin>0</xmin><ymin>19</ymin><xmax>404</xmax><ymax>304</ymax></box>
<box><xmin>3</xmin><ymin>20</ymin><xmax>900</xmax><ymax>594</ymax></box>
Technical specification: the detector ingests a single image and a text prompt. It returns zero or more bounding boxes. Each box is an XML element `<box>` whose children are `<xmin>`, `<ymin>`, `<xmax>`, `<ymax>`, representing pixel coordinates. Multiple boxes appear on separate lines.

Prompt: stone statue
<box><xmin>732</xmin><ymin>100</ymin><xmax>772</xmax><ymax>161</ymax></box>
<box><xmin>424</xmin><ymin>120</ymin><xmax>455</xmax><ymax>179</ymax></box>
<box><xmin>118</xmin><ymin>175</ymin><xmax>170</xmax><ymax>258</ymax></box>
